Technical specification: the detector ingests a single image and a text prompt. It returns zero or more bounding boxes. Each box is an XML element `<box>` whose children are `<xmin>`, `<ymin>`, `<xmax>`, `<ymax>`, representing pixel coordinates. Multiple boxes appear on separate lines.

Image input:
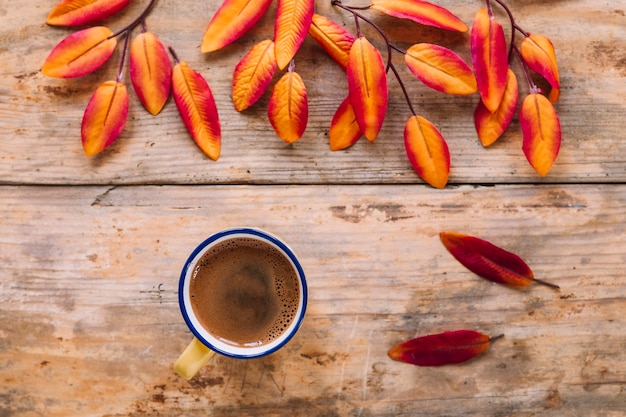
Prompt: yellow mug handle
<box><xmin>174</xmin><ymin>337</ymin><xmax>216</xmax><ymax>380</ymax></box>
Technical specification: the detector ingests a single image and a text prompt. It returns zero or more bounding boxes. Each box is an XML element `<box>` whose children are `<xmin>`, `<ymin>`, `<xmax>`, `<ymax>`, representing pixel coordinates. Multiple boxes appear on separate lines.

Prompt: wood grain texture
<box><xmin>1</xmin><ymin>185</ymin><xmax>624</xmax><ymax>416</ymax></box>
<box><xmin>0</xmin><ymin>0</ymin><xmax>624</xmax><ymax>185</ymax></box>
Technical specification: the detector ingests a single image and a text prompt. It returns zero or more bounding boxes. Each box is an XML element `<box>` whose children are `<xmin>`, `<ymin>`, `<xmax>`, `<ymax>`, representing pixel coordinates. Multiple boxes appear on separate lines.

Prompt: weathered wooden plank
<box><xmin>1</xmin><ymin>184</ymin><xmax>624</xmax><ymax>416</ymax></box>
<box><xmin>1</xmin><ymin>1</ymin><xmax>624</xmax><ymax>185</ymax></box>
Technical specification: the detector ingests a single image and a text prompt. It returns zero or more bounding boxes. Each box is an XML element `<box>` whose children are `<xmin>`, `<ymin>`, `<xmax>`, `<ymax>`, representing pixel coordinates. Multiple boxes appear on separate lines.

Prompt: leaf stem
<box><xmin>168</xmin><ymin>46</ymin><xmax>181</xmax><ymax>64</ymax></box>
<box><xmin>110</xmin><ymin>0</ymin><xmax>159</xmax><ymax>39</ymax></box>
<box><xmin>489</xmin><ymin>333</ymin><xmax>505</xmax><ymax>343</ymax></box>
<box><xmin>116</xmin><ymin>30</ymin><xmax>131</xmax><ymax>82</ymax></box>
<box><xmin>532</xmin><ymin>277</ymin><xmax>561</xmax><ymax>290</ymax></box>
<box><xmin>512</xmin><ymin>44</ymin><xmax>539</xmax><ymax>93</ymax></box>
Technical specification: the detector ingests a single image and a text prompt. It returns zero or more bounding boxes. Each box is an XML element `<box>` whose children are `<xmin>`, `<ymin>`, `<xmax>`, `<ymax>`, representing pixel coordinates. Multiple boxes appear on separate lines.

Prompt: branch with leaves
<box><xmin>41</xmin><ymin>0</ymin><xmax>561</xmax><ymax>187</ymax></box>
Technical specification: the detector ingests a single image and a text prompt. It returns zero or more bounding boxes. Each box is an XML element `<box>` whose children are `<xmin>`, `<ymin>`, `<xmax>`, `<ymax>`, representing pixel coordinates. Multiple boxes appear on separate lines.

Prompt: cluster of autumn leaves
<box><xmin>42</xmin><ymin>0</ymin><xmax>561</xmax><ymax>188</ymax></box>
<box><xmin>388</xmin><ymin>231</ymin><xmax>559</xmax><ymax>367</ymax></box>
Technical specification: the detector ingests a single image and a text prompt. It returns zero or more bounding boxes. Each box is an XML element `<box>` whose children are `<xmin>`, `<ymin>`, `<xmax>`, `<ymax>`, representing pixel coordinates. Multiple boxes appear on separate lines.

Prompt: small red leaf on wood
<box><xmin>370</xmin><ymin>0</ymin><xmax>468</xmax><ymax>32</ymax></box>
<box><xmin>520</xmin><ymin>34</ymin><xmax>560</xmax><ymax>103</ymax></box>
<box><xmin>474</xmin><ymin>68</ymin><xmax>518</xmax><ymax>146</ymax></box>
<box><xmin>81</xmin><ymin>80</ymin><xmax>128</xmax><ymax>156</ymax></box>
<box><xmin>46</xmin><ymin>0</ymin><xmax>130</xmax><ymax>27</ymax></box>
<box><xmin>172</xmin><ymin>60</ymin><xmax>221</xmax><ymax>160</ymax></box>
<box><xmin>347</xmin><ymin>36</ymin><xmax>388</xmax><ymax>142</ymax></box>
<box><xmin>404</xmin><ymin>115</ymin><xmax>450</xmax><ymax>189</ymax></box>
<box><xmin>439</xmin><ymin>231</ymin><xmax>559</xmax><ymax>289</ymax></box>
<box><xmin>470</xmin><ymin>8</ymin><xmax>508</xmax><ymax>112</ymax></box>
<box><xmin>201</xmin><ymin>0</ymin><xmax>273</xmax><ymax>53</ymax></box>
<box><xmin>274</xmin><ymin>0</ymin><xmax>315</xmax><ymax>70</ymax></box>
<box><xmin>520</xmin><ymin>93</ymin><xmax>561</xmax><ymax>176</ymax></box>
<box><xmin>388</xmin><ymin>330</ymin><xmax>503</xmax><ymax>366</ymax></box>
<box><xmin>308</xmin><ymin>13</ymin><xmax>355</xmax><ymax>70</ymax></box>
<box><xmin>232</xmin><ymin>39</ymin><xmax>277</xmax><ymax>112</ymax></box>
<box><xmin>130</xmin><ymin>32</ymin><xmax>172</xmax><ymax>115</ymax></box>
<box><xmin>268</xmin><ymin>66</ymin><xmax>308</xmax><ymax>143</ymax></box>
<box><xmin>329</xmin><ymin>97</ymin><xmax>362</xmax><ymax>151</ymax></box>
<box><xmin>42</xmin><ymin>26</ymin><xmax>117</xmax><ymax>78</ymax></box>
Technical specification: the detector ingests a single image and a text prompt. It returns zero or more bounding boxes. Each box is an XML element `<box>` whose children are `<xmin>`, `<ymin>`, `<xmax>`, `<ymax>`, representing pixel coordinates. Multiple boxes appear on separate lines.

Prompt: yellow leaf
<box><xmin>520</xmin><ymin>93</ymin><xmax>561</xmax><ymax>176</ymax></box>
<box><xmin>404</xmin><ymin>115</ymin><xmax>450</xmax><ymax>189</ymax></box>
<box><xmin>81</xmin><ymin>81</ymin><xmax>128</xmax><ymax>156</ymax></box>
<box><xmin>232</xmin><ymin>40</ymin><xmax>277</xmax><ymax>112</ymax></box>
<box><xmin>274</xmin><ymin>0</ymin><xmax>315</xmax><ymax>69</ymax></box>
<box><xmin>268</xmin><ymin>68</ymin><xmax>308</xmax><ymax>143</ymax></box>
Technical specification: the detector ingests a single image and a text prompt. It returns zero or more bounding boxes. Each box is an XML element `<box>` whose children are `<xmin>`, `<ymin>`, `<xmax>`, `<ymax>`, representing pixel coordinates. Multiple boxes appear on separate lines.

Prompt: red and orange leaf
<box><xmin>46</xmin><ymin>0</ymin><xmax>129</xmax><ymax>26</ymax></box>
<box><xmin>201</xmin><ymin>0</ymin><xmax>273</xmax><ymax>53</ymax></box>
<box><xmin>232</xmin><ymin>39</ymin><xmax>277</xmax><ymax>112</ymax></box>
<box><xmin>81</xmin><ymin>80</ymin><xmax>128</xmax><ymax>157</ymax></box>
<box><xmin>347</xmin><ymin>36</ymin><xmax>388</xmax><ymax>142</ymax></box>
<box><xmin>520</xmin><ymin>34</ymin><xmax>560</xmax><ymax>102</ymax></box>
<box><xmin>520</xmin><ymin>93</ymin><xmax>561</xmax><ymax>177</ymax></box>
<box><xmin>470</xmin><ymin>8</ymin><xmax>508</xmax><ymax>112</ymax></box>
<box><xmin>439</xmin><ymin>231</ymin><xmax>559</xmax><ymax>289</ymax></box>
<box><xmin>329</xmin><ymin>97</ymin><xmax>362</xmax><ymax>151</ymax></box>
<box><xmin>308</xmin><ymin>13</ymin><xmax>355</xmax><ymax>70</ymax></box>
<box><xmin>268</xmin><ymin>68</ymin><xmax>308</xmax><ymax>143</ymax></box>
<box><xmin>42</xmin><ymin>26</ymin><xmax>117</xmax><ymax>78</ymax></box>
<box><xmin>405</xmin><ymin>43</ymin><xmax>477</xmax><ymax>95</ymax></box>
<box><xmin>370</xmin><ymin>0</ymin><xmax>467</xmax><ymax>32</ymax></box>
<box><xmin>172</xmin><ymin>61</ymin><xmax>221</xmax><ymax>160</ymax></box>
<box><xmin>474</xmin><ymin>68</ymin><xmax>518</xmax><ymax>146</ymax></box>
<box><xmin>388</xmin><ymin>330</ymin><xmax>502</xmax><ymax>366</ymax></box>
<box><xmin>404</xmin><ymin>115</ymin><xmax>450</xmax><ymax>189</ymax></box>
<box><xmin>129</xmin><ymin>32</ymin><xmax>172</xmax><ymax>116</ymax></box>
<box><xmin>274</xmin><ymin>0</ymin><xmax>315</xmax><ymax>70</ymax></box>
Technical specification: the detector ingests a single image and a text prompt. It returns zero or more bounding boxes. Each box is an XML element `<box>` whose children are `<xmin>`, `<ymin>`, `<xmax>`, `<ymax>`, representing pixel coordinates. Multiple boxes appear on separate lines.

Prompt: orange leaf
<box><xmin>470</xmin><ymin>8</ymin><xmax>508</xmax><ymax>112</ymax></box>
<box><xmin>308</xmin><ymin>13</ymin><xmax>355</xmax><ymax>70</ymax></box>
<box><xmin>405</xmin><ymin>43</ymin><xmax>477</xmax><ymax>95</ymax></box>
<box><xmin>201</xmin><ymin>0</ymin><xmax>273</xmax><ymax>53</ymax></box>
<box><xmin>46</xmin><ymin>0</ymin><xmax>129</xmax><ymax>26</ymax></box>
<box><xmin>474</xmin><ymin>68</ymin><xmax>518</xmax><ymax>146</ymax></box>
<box><xmin>439</xmin><ymin>231</ymin><xmax>559</xmax><ymax>289</ymax></box>
<box><xmin>268</xmin><ymin>67</ymin><xmax>308</xmax><ymax>143</ymax></box>
<box><xmin>329</xmin><ymin>97</ymin><xmax>362</xmax><ymax>151</ymax></box>
<box><xmin>232</xmin><ymin>39</ymin><xmax>277</xmax><ymax>112</ymax></box>
<box><xmin>274</xmin><ymin>0</ymin><xmax>315</xmax><ymax>70</ymax></box>
<box><xmin>370</xmin><ymin>0</ymin><xmax>467</xmax><ymax>32</ymax></box>
<box><xmin>347</xmin><ymin>36</ymin><xmax>388</xmax><ymax>142</ymax></box>
<box><xmin>81</xmin><ymin>80</ymin><xmax>128</xmax><ymax>156</ymax></box>
<box><xmin>520</xmin><ymin>34</ymin><xmax>560</xmax><ymax>102</ymax></box>
<box><xmin>520</xmin><ymin>93</ymin><xmax>561</xmax><ymax>176</ymax></box>
<box><xmin>129</xmin><ymin>32</ymin><xmax>172</xmax><ymax>116</ymax></box>
<box><xmin>404</xmin><ymin>115</ymin><xmax>450</xmax><ymax>189</ymax></box>
<box><xmin>42</xmin><ymin>26</ymin><xmax>117</xmax><ymax>78</ymax></box>
<box><xmin>172</xmin><ymin>61</ymin><xmax>221</xmax><ymax>160</ymax></box>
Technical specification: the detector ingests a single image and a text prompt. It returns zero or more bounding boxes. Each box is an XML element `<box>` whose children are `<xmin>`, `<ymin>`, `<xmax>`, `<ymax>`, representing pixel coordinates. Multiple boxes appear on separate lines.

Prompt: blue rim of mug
<box><xmin>178</xmin><ymin>228</ymin><xmax>307</xmax><ymax>359</ymax></box>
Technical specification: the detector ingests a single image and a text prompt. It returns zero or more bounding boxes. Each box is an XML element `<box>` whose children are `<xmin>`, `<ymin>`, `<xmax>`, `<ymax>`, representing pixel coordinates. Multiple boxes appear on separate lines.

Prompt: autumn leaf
<box><xmin>474</xmin><ymin>68</ymin><xmax>518</xmax><ymax>146</ymax></box>
<box><xmin>470</xmin><ymin>8</ymin><xmax>508</xmax><ymax>112</ymax></box>
<box><xmin>347</xmin><ymin>36</ymin><xmax>388</xmax><ymax>142</ymax></box>
<box><xmin>520</xmin><ymin>93</ymin><xmax>561</xmax><ymax>176</ymax></box>
<box><xmin>520</xmin><ymin>34</ymin><xmax>560</xmax><ymax>102</ymax></box>
<box><xmin>388</xmin><ymin>330</ymin><xmax>503</xmax><ymax>366</ymax></box>
<box><xmin>405</xmin><ymin>43</ymin><xmax>477</xmax><ymax>95</ymax></box>
<box><xmin>274</xmin><ymin>0</ymin><xmax>315</xmax><ymax>70</ymax></box>
<box><xmin>81</xmin><ymin>80</ymin><xmax>128</xmax><ymax>157</ymax></box>
<box><xmin>172</xmin><ymin>60</ymin><xmax>221</xmax><ymax>160</ymax></box>
<box><xmin>404</xmin><ymin>115</ymin><xmax>450</xmax><ymax>189</ymax></box>
<box><xmin>369</xmin><ymin>0</ymin><xmax>467</xmax><ymax>32</ymax></box>
<box><xmin>129</xmin><ymin>32</ymin><xmax>172</xmax><ymax>116</ymax></box>
<box><xmin>329</xmin><ymin>97</ymin><xmax>362</xmax><ymax>151</ymax></box>
<box><xmin>201</xmin><ymin>0</ymin><xmax>273</xmax><ymax>53</ymax></box>
<box><xmin>46</xmin><ymin>0</ymin><xmax>130</xmax><ymax>26</ymax></box>
<box><xmin>42</xmin><ymin>26</ymin><xmax>117</xmax><ymax>78</ymax></box>
<box><xmin>268</xmin><ymin>66</ymin><xmax>308</xmax><ymax>143</ymax></box>
<box><xmin>439</xmin><ymin>231</ymin><xmax>560</xmax><ymax>288</ymax></box>
<box><xmin>308</xmin><ymin>13</ymin><xmax>355</xmax><ymax>70</ymax></box>
<box><xmin>232</xmin><ymin>39</ymin><xmax>277</xmax><ymax>112</ymax></box>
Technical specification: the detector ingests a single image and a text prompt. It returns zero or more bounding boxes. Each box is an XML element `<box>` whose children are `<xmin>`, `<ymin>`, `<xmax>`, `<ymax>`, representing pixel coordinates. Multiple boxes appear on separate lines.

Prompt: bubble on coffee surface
<box><xmin>190</xmin><ymin>237</ymin><xmax>300</xmax><ymax>347</ymax></box>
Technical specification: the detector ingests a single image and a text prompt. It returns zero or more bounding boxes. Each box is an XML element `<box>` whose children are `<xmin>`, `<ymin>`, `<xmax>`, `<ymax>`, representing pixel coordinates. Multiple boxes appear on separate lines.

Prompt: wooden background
<box><xmin>1</xmin><ymin>0</ymin><xmax>624</xmax><ymax>416</ymax></box>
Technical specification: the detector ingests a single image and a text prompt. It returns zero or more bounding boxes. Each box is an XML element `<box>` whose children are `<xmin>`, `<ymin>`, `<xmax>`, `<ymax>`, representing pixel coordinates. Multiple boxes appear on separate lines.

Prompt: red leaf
<box><xmin>46</xmin><ymin>0</ymin><xmax>130</xmax><ymax>27</ymax></box>
<box><xmin>388</xmin><ymin>330</ymin><xmax>503</xmax><ymax>366</ymax></box>
<box><xmin>470</xmin><ymin>8</ymin><xmax>508</xmax><ymax>112</ymax></box>
<box><xmin>404</xmin><ymin>115</ymin><xmax>450</xmax><ymax>189</ymax></box>
<box><xmin>201</xmin><ymin>0</ymin><xmax>273</xmax><ymax>53</ymax></box>
<box><xmin>267</xmin><ymin>66</ymin><xmax>308</xmax><ymax>143</ymax></box>
<box><xmin>232</xmin><ymin>39</ymin><xmax>277</xmax><ymax>112</ymax></box>
<box><xmin>474</xmin><ymin>68</ymin><xmax>518</xmax><ymax>146</ymax></box>
<box><xmin>81</xmin><ymin>80</ymin><xmax>128</xmax><ymax>156</ymax></box>
<box><xmin>520</xmin><ymin>93</ymin><xmax>561</xmax><ymax>176</ymax></box>
<box><xmin>308</xmin><ymin>13</ymin><xmax>355</xmax><ymax>70</ymax></box>
<box><xmin>439</xmin><ymin>231</ymin><xmax>560</xmax><ymax>289</ymax></box>
<box><xmin>172</xmin><ymin>60</ymin><xmax>221</xmax><ymax>160</ymax></box>
<box><xmin>329</xmin><ymin>97</ymin><xmax>362</xmax><ymax>151</ymax></box>
<box><xmin>370</xmin><ymin>0</ymin><xmax>468</xmax><ymax>32</ymax></box>
<box><xmin>274</xmin><ymin>0</ymin><xmax>315</xmax><ymax>70</ymax></box>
